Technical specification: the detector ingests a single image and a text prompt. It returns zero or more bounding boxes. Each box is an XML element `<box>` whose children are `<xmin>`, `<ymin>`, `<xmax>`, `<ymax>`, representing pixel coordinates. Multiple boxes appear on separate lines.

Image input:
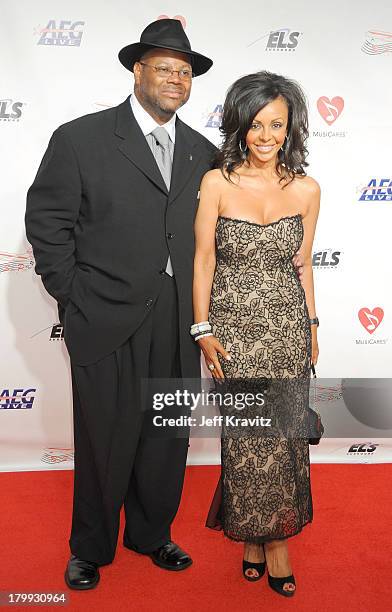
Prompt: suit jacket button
<box><xmin>146</xmin><ymin>298</ymin><xmax>153</xmax><ymax>307</ymax></box>
<box><xmin>159</xmin><ymin>269</ymin><xmax>166</xmax><ymax>275</ymax></box>
<box><xmin>167</xmin><ymin>232</ymin><xmax>175</xmax><ymax>239</ymax></box>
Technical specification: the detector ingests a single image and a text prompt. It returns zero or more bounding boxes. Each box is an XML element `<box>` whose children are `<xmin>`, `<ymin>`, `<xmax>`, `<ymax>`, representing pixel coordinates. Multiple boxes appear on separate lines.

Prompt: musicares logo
<box><xmin>157</xmin><ymin>15</ymin><xmax>186</xmax><ymax>28</ymax></box>
<box><xmin>317</xmin><ymin>96</ymin><xmax>344</xmax><ymax>125</ymax></box>
<box><xmin>313</xmin><ymin>96</ymin><xmax>346</xmax><ymax>138</ymax></box>
<box><xmin>358</xmin><ymin>307</ymin><xmax>384</xmax><ymax>334</ymax></box>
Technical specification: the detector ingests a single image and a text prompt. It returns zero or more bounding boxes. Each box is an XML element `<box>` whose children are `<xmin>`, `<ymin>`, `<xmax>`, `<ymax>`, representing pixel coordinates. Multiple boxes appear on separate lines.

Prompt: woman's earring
<box><xmin>239</xmin><ymin>140</ymin><xmax>248</xmax><ymax>158</ymax></box>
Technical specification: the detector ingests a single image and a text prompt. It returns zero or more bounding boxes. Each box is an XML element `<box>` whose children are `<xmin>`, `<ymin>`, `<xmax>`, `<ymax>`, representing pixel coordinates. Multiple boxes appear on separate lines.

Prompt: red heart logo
<box><xmin>157</xmin><ymin>15</ymin><xmax>187</xmax><ymax>28</ymax></box>
<box><xmin>358</xmin><ymin>307</ymin><xmax>384</xmax><ymax>334</ymax></box>
<box><xmin>317</xmin><ymin>96</ymin><xmax>344</xmax><ymax>125</ymax></box>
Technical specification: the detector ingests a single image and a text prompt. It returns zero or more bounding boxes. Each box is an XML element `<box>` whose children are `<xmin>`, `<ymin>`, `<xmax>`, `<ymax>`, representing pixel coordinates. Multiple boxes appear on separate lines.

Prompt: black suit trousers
<box><xmin>69</xmin><ymin>274</ymin><xmax>189</xmax><ymax>565</ymax></box>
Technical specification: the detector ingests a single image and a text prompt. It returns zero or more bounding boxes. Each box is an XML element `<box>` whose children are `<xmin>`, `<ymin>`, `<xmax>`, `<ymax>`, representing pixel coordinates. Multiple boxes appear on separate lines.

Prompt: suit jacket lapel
<box><xmin>169</xmin><ymin>118</ymin><xmax>201</xmax><ymax>205</ymax></box>
<box><xmin>114</xmin><ymin>97</ymin><xmax>168</xmax><ymax>196</ymax></box>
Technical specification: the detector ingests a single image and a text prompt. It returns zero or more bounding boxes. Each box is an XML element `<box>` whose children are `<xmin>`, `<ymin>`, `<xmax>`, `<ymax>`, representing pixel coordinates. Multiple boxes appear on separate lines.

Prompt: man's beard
<box><xmin>138</xmin><ymin>87</ymin><xmax>188</xmax><ymax>120</ymax></box>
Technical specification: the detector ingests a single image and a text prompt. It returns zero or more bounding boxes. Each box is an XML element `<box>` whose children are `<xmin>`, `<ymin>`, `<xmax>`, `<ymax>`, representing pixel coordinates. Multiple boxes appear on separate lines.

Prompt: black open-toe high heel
<box><xmin>242</xmin><ymin>559</ymin><xmax>266</xmax><ymax>582</ymax></box>
<box><xmin>264</xmin><ymin>543</ymin><xmax>296</xmax><ymax>596</ymax></box>
<box><xmin>267</xmin><ymin>573</ymin><xmax>296</xmax><ymax>597</ymax></box>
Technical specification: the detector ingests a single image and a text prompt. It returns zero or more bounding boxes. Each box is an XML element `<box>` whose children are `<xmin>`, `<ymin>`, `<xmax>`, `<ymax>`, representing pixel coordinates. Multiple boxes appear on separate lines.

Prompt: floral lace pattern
<box><xmin>206</xmin><ymin>215</ymin><xmax>313</xmax><ymax>542</ymax></box>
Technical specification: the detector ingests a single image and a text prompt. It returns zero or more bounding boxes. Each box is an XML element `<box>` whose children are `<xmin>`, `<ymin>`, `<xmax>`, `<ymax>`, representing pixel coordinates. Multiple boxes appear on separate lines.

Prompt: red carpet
<box><xmin>0</xmin><ymin>465</ymin><xmax>390</xmax><ymax>611</ymax></box>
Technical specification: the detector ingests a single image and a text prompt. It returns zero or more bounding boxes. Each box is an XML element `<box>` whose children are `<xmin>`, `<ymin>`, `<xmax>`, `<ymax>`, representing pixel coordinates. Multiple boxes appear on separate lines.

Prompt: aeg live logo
<box><xmin>0</xmin><ymin>388</ymin><xmax>36</xmax><ymax>409</ymax></box>
<box><xmin>358</xmin><ymin>179</ymin><xmax>392</xmax><ymax>201</ymax></box>
<box><xmin>35</xmin><ymin>20</ymin><xmax>85</xmax><ymax>46</ymax></box>
<box><xmin>205</xmin><ymin>104</ymin><xmax>223</xmax><ymax>128</ymax></box>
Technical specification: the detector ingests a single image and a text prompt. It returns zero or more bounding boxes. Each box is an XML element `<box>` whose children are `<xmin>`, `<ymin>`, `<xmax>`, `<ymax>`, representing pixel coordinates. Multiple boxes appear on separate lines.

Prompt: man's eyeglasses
<box><xmin>139</xmin><ymin>62</ymin><xmax>194</xmax><ymax>81</ymax></box>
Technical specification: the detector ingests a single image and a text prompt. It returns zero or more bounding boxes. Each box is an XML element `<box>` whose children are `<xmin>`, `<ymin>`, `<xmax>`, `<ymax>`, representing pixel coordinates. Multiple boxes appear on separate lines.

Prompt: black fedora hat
<box><xmin>118</xmin><ymin>18</ymin><xmax>213</xmax><ymax>77</ymax></box>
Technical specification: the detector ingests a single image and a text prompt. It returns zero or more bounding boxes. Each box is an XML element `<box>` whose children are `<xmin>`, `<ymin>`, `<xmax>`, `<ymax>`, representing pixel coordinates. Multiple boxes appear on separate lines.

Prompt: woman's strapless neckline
<box><xmin>217</xmin><ymin>213</ymin><xmax>302</xmax><ymax>229</ymax></box>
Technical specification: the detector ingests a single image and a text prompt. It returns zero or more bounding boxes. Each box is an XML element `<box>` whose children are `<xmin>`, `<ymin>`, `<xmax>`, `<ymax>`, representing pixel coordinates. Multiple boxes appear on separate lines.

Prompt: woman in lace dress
<box><xmin>192</xmin><ymin>71</ymin><xmax>319</xmax><ymax>597</ymax></box>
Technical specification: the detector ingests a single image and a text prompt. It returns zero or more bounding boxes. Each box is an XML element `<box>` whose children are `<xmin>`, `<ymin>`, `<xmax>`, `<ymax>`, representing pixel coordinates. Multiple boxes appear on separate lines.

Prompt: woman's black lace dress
<box><xmin>206</xmin><ymin>214</ymin><xmax>313</xmax><ymax>542</ymax></box>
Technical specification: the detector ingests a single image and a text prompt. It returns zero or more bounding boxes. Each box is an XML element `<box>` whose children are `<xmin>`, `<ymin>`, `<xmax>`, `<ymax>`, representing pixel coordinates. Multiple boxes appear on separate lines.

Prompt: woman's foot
<box><xmin>242</xmin><ymin>542</ymin><xmax>266</xmax><ymax>581</ymax></box>
<box><xmin>264</xmin><ymin>540</ymin><xmax>296</xmax><ymax>596</ymax></box>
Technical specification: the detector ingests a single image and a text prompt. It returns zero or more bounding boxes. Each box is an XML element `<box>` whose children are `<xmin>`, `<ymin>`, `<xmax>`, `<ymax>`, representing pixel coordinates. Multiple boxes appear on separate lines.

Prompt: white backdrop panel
<box><xmin>1</xmin><ymin>0</ymin><xmax>391</xmax><ymax>470</ymax></box>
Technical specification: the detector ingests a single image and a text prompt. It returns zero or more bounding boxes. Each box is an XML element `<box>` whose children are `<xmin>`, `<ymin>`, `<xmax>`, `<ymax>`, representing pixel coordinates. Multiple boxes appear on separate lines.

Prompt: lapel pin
<box><xmin>189</xmin><ymin>154</ymin><xmax>193</xmax><ymax>161</ymax></box>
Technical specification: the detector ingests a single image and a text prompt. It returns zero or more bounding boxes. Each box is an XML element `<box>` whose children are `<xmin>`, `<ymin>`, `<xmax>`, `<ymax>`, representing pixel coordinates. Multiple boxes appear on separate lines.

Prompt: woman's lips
<box><xmin>255</xmin><ymin>145</ymin><xmax>275</xmax><ymax>152</ymax></box>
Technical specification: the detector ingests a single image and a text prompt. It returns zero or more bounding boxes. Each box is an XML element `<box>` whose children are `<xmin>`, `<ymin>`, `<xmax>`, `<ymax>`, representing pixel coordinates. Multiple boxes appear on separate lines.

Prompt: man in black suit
<box><xmin>25</xmin><ymin>19</ymin><xmax>216</xmax><ymax>589</ymax></box>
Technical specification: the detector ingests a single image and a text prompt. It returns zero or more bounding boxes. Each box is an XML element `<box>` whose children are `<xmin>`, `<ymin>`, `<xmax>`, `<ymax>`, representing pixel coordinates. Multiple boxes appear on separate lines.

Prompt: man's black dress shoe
<box><xmin>148</xmin><ymin>541</ymin><xmax>192</xmax><ymax>571</ymax></box>
<box><xmin>64</xmin><ymin>555</ymin><xmax>100</xmax><ymax>590</ymax></box>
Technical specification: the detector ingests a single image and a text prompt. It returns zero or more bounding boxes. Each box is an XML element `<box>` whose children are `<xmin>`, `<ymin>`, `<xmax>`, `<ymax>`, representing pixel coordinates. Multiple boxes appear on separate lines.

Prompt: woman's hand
<box><xmin>292</xmin><ymin>251</ymin><xmax>304</xmax><ymax>286</ymax></box>
<box><xmin>311</xmin><ymin>327</ymin><xmax>319</xmax><ymax>366</ymax></box>
<box><xmin>197</xmin><ymin>335</ymin><xmax>231</xmax><ymax>380</ymax></box>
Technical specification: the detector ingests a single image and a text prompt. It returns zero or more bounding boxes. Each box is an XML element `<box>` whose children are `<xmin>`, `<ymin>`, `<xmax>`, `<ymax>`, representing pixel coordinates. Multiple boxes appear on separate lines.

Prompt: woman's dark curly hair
<box><xmin>215</xmin><ymin>71</ymin><xmax>309</xmax><ymax>187</ymax></box>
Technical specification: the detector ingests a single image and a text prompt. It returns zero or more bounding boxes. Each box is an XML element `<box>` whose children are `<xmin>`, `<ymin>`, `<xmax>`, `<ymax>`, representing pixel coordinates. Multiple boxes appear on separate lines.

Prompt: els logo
<box><xmin>312</xmin><ymin>249</ymin><xmax>341</xmax><ymax>269</ymax></box>
<box><xmin>35</xmin><ymin>20</ymin><xmax>85</xmax><ymax>46</ymax></box>
<box><xmin>50</xmin><ymin>324</ymin><xmax>64</xmax><ymax>340</ymax></box>
<box><xmin>0</xmin><ymin>99</ymin><xmax>24</xmax><ymax>122</ymax></box>
<box><xmin>248</xmin><ymin>28</ymin><xmax>302</xmax><ymax>51</ymax></box>
<box><xmin>265</xmin><ymin>28</ymin><xmax>301</xmax><ymax>51</ymax></box>
<box><xmin>348</xmin><ymin>443</ymin><xmax>378</xmax><ymax>454</ymax></box>
<box><xmin>31</xmin><ymin>322</ymin><xmax>64</xmax><ymax>341</ymax></box>
<box><xmin>0</xmin><ymin>388</ymin><xmax>36</xmax><ymax>409</ymax></box>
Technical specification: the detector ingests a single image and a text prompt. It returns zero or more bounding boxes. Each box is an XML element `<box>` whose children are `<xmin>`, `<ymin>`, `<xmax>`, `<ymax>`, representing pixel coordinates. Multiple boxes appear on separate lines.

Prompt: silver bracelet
<box><xmin>191</xmin><ymin>320</ymin><xmax>209</xmax><ymax>329</ymax></box>
<box><xmin>194</xmin><ymin>332</ymin><xmax>213</xmax><ymax>342</ymax></box>
<box><xmin>191</xmin><ymin>323</ymin><xmax>211</xmax><ymax>333</ymax></box>
<box><xmin>191</xmin><ymin>321</ymin><xmax>210</xmax><ymax>330</ymax></box>
<box><xmin>190</xmin><ymin>321</ymin><xmax>212</xmax><ymax>336</ymax></box>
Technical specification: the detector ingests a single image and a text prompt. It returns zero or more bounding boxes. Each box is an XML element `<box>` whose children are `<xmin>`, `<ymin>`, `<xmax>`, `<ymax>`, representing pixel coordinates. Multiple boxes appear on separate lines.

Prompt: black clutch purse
<box><xmin>308</xmin><ymin>363</ymin><xmax>324</xmax><ymax>445</ymax></box>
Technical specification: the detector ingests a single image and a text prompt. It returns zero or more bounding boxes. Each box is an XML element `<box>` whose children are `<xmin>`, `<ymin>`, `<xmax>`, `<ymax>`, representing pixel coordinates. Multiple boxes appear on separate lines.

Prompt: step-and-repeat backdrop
<box><xmin>1</xmin><ymin>1</ymin><xmax>392</xmax><ymax>471</ymax></box>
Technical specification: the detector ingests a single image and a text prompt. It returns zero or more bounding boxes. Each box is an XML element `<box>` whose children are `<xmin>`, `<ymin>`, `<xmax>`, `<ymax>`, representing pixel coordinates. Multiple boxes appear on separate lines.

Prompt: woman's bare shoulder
<box><xmin>293</xmin><ymin>175</ymin><xmax>320</xmax><ymax>220</ymax></box>
<box><xmin>294</xmin><ymin>174</ymin><xmax>321</xmax><ymax>197</ymax></box>
<box><xmin>200</xmin><ymin>168</ymin><xmax>226</xmax><ymax>187</ymax></box>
